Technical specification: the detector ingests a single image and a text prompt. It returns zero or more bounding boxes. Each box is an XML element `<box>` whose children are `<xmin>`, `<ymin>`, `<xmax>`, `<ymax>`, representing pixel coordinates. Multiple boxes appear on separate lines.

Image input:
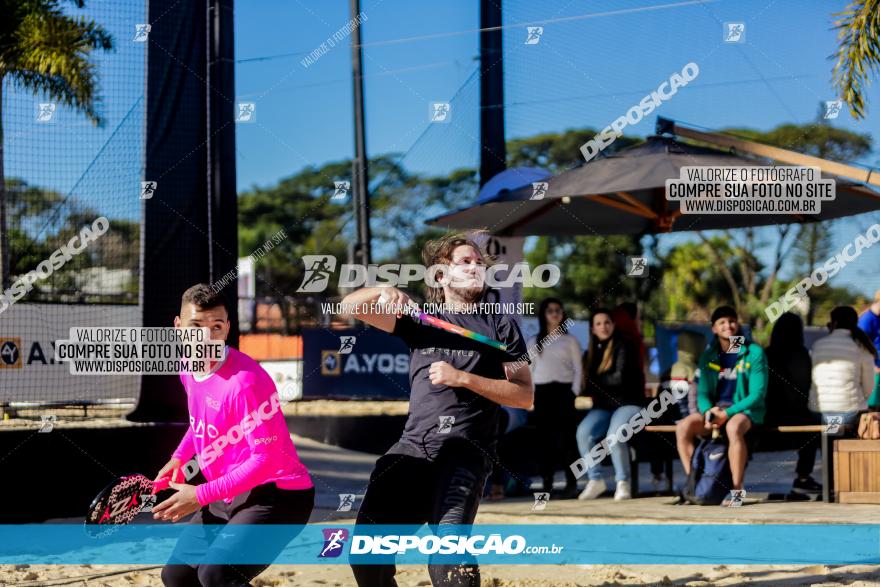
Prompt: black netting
<box><xmin>1</xmin><ymin>1</ymin><xmax>145</xmax><ymax>405</ymax></box>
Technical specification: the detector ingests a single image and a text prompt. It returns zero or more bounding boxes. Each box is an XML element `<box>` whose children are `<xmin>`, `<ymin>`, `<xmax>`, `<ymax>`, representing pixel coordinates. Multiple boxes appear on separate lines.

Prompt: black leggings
<box><xmin>161</xmin><ymin>484</ymin><xmax>314</xmax><ymax>587</ymax></box>
<box><xmin>351</xmin><ymin>439</ymin><xmax>490</xmax><ymax>587</ymax></box>
<box><xmin>533</xmin><ymin>382</ymin><xmax>578</xmax><ymax>489</ymax></box>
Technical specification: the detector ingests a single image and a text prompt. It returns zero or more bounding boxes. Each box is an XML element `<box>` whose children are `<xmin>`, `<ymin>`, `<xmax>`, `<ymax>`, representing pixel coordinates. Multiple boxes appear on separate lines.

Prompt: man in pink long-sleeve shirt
<box><xmin>153</xmin><ymin>284</ymin><xmax>314</xmax><ymax>587</ymax></box>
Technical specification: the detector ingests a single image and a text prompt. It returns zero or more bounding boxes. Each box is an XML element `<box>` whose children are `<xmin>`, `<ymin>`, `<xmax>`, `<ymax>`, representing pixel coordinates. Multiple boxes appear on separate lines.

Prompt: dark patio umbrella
<box><xmin>426</xmin><ymin>135</ymin><xmax>880</xmax><ymax>236</ymax></box>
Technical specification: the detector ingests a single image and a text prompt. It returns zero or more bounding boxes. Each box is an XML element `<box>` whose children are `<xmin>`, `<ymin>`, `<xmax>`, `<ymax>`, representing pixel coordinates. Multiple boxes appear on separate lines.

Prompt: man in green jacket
<box><xmin>675</xmin><ymin>306</ymin><xmax>768</xmax><ymax>504</ymax></box>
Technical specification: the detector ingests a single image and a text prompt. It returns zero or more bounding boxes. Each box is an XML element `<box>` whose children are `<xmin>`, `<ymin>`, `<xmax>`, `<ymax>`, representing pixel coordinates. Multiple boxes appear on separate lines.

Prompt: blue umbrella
<box><xmin>475</xmin><ymin>167</ymin><xmax>552</xmax><ymax>204</ymax></box>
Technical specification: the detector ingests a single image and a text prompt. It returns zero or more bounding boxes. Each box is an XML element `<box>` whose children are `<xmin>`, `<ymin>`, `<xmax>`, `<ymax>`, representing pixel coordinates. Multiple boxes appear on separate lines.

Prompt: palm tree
<box><xmin>0</xmin><ymin>0</ymin><xmax>113</xmax><ymax>289</ymax></box>
<box><xmin>833</xmin><ymin>0</ymin><xmax>880</xmax><ymax>119</ymax></box>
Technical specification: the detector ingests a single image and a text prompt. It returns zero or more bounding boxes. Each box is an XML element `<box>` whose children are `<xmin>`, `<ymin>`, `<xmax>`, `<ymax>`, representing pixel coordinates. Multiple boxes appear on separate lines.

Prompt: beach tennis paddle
<box><xmin>85</xmin><ymin>474</ymin><xmax>171</xmax><ymax>536</ymax></box>
<box><xmin>379</xmin><ymin>292</ymin><xmax>508</xmax><ymax>352</ymax></box>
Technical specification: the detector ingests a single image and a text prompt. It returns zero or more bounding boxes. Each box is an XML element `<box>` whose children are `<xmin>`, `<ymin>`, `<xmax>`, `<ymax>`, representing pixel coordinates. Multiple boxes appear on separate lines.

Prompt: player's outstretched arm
<box><xmin>339</xmin><ymin>286</ymin><xmax>414</xmax><ymax>333</ymax></box>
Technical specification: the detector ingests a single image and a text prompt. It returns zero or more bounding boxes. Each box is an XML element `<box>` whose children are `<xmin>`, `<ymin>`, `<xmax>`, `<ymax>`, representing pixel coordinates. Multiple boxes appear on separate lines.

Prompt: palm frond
<box><xmin>1</xmin><ymin>0</ymin><xmax>113</xmax><ymax>124</ymax></box>
<box><xmin>9</xmin><ymin>69</ymin><xmax>99</xmax><ymax>121</ymax></box>
<box><xmin>832</xmin><ymin>0</ymin><xmax>880</xmax><ymax>119</ymax></box>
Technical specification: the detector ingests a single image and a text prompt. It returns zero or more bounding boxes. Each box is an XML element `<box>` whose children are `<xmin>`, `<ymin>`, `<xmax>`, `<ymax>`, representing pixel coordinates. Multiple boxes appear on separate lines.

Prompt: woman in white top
<box><xmin>810</xmin><ymin>306</ymin><xmax>878</xmax><ymax>429</ymax></box>
<box><xmin>528</xmin><ymin>298</ymin><xmax>582</xmax><ymax>498</ymax></box>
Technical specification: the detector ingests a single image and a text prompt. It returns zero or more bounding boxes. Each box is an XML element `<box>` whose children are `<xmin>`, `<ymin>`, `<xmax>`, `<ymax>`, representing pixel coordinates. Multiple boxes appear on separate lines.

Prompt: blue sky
<box><xmin>235</xmin><ymin>0</ymin><xmax>880</xmax><ymax>189</ymax></box>
<box><xmin>3</xmin><ymin>0</ymin><xmax>880</xmax><ymax>297</ymax></box>
<box><xmin>233</xmin><ymin>0</ymin><xmax>880</xmax><ymax>295</ymax></box>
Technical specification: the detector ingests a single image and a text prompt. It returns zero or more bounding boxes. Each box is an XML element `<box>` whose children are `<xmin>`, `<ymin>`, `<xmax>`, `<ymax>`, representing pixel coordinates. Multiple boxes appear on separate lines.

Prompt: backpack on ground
<box><xmin>681</xmin><ymin>433</ymin><xmax>732</xmax><ymax>505</ymax></box>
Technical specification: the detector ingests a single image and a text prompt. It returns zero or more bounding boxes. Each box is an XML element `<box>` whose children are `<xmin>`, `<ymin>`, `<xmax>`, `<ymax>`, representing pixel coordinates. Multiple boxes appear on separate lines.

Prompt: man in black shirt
<box><xmin>341</xmin><ymin>234</ymin><xmax>533</xmax><ymax>587</ymax></box>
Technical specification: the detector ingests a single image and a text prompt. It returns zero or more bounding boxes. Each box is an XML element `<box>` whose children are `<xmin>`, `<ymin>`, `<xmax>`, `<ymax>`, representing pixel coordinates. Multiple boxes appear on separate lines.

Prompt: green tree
<box><xmin>371</xmin><ymin>159</ymin><xmax>472</xmax><ymax>253</ymax></box>
<box><xmin>832</xmin><ymin>0</ymin><xmax>880</xmax><ymax>119</ymax></box>
<box><xmin>809</xmin><ymin>284</ymin><xmax>865</xmax><ymax>326</ymax></box>
<box><xmin>0</xmin><ymin>0</ymin><xmax>113</xmax><ymax>289</ymax></box>
<box><xmin>697</xmin><ymin>226</ymin><xmax>791</xmax><ymax>326</ymax></box>
<box><xmin>658</xmin><ymin>238</ymin><xmax>743</xmax><ymax>322</ymax></box>
<box><xmin>524</xmin><ymin>234</ymin><xmax>642</xmax><ymax>317</ymax></box>
<box><xmin>237</xmin><ymin>162</ymin><xmax>350</xmax><ymax>333</ymax></box>
<box><xmin>725</xmin><ymin>121</ymin><xmax>871</xmax><ymax>161</ymax></box>
<box><xmin>90</xmin><ymin>218</ymin><xmax>139</xmax><ymax>271</ymax></box>
<box><xmin>689</xmin><ymin>121</ymin><xmax>872</xmax><ymax>328</ymax></box>
<box><xmin>507</xmin><ymin>128</ymin><xmax>641</xmax><ymax>172</ymax></box>
<box><xmin>2</xmin><ymin>177</ymin><xmax>138</xmax><ymax>302</ymax></box>
<box><xmin>237</xmin><ymin>160</ymin><xmax>350</xmax><ymax>300</ymax></box>
<box><xmin>509</xmin><ymin>129</ymin><xmax>648</xmax><ymax>317</ymax></box>
<box><xmin>375</xmin><ymin>127</ymin><xmax>645</xmax><ymax>302</ymax></box>
<box><xmin>792</xmin><ymin>222</ymin><xmax>835</xmax><ymax>325</ymax></box>
<box><xmin>238</xmin><ymin>154</ymin><xmax>446</xmax><ymax>332</ymax></box>
<box><xmin>3</xmin><ymin>178</ymin><xmax>63</xmax><ymax>277</ymax></box>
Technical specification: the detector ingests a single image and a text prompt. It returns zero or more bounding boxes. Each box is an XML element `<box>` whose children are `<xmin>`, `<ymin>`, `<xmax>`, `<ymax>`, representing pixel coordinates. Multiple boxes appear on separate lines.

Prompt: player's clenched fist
<box><xmin>429</xmin><ymin>361</ymin><xmax>464</xmax><ymax>387</ymax></box>
<box><xmin>377</xmin><ymin>286</ymin><xmax>416</xmax><ymax>318</ymax></box>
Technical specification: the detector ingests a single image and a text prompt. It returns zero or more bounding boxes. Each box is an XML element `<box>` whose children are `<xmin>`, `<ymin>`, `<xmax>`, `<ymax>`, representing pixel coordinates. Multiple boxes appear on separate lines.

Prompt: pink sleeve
<box><xmin>195</xmin><ymin>376</ymin><xmax>283</xmax><ymax>505</ymax></box>
<box><xmin>172</xmin><ymin>374</ymin><xmax>195</xmax><ymax>461</ymax></box>
<box><xmin>172</xmin><ymin>427</ymin><xmax>196</xmax><ymax>462</ymax></box>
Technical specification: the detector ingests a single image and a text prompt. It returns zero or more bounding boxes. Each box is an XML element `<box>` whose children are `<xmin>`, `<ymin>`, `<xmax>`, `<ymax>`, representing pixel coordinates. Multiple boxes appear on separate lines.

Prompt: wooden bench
<box><xmin>639</xmin><ymin>424</ymin><xmax>834</xmax><ymax>501</ymax></box>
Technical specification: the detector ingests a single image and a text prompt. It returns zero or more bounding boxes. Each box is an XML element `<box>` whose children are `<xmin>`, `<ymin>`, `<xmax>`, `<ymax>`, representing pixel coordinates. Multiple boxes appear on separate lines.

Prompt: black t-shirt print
<box><xmin>386</xmin><ymin>310</ymin><xmax>529</xmax><ymax>461</ymax></box>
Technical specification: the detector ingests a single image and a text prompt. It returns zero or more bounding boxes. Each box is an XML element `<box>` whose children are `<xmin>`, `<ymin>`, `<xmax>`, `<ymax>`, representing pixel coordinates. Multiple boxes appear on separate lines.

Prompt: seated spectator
<box><xmin>611</xmin><ymin>302</ymin><xmax>647</xmax><ymax>385</ymax></box>
<box><xmin>668</xmin><ymin>329</ymin><xmax>706</xmax><ymax>420</ymax></box>
<box><xmin>675</xmin><ymin>306</ymin><xmax>767</xmax><ymax>506</ymax></box>
<box><xmin>528</xmin><ymin>298</ymin><xmax>581</xmax><ymax>498</ymax></box>
<box><xmin>810</xmin><ymin>306</ymin><xmax>878</xmax><ymax>430</ymax></box>
<box><xmin>650</xmin><ymin>329</ymin><xmax>706</xmax><ymax>493</ymax></box>
<box><xmin>764</xmin><ymin>312</ymin><xmax>820</xmax><ymax>494</ymax></box>
<box><xmin>576</xmin><ymin>308</ymin><xmax>644</xmax><ymax>501</ymax></box>
<box><xmin>857</xmin><ymin>291</ymin><xmax>880</xmax><ymax>407</ymax></box>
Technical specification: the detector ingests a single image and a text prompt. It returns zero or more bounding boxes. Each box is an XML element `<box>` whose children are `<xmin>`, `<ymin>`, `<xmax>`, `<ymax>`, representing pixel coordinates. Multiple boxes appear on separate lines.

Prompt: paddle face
<box><xmin>85</xmin><ymin>474</ymin><xmax>168</xmax><ymax>537</ymax></box>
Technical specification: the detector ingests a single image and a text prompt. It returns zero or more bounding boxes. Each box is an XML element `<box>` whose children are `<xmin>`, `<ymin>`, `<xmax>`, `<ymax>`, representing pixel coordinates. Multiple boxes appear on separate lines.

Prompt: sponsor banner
<box><xmin>301</xmin><ymin>329</ymin><xmax>410</xmax><ymax>399</ymax></box>
<box><xmin>0</xmin><ymin>304</ymin><xmax>140</xmax><ymax>403</ymax></box>
<box><xmin>1</xmin><ymin>524</ymin><xmax>878</xmax><ymax>565</ymax></box>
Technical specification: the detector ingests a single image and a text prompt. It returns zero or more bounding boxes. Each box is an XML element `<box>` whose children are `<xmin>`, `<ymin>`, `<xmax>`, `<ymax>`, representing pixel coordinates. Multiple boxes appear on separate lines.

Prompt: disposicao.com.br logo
<box><xmin>319</xmin><ymin>528</ymin><xmax>349</xmax><ymax>558</ymax></box>
<box><xmin>296</xmin><ymin>255</ymin><xmax>560</xmax><ymax>293</ymax></box>
<box><xmin>314</xmin><ymin>528</ymin><xmax>564</xmax><ymax>560</ymax></box>
<box><xmin>347</xmin><ymin>534</ymin><xmax>561</xmax><ymax>556</ymax></box>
